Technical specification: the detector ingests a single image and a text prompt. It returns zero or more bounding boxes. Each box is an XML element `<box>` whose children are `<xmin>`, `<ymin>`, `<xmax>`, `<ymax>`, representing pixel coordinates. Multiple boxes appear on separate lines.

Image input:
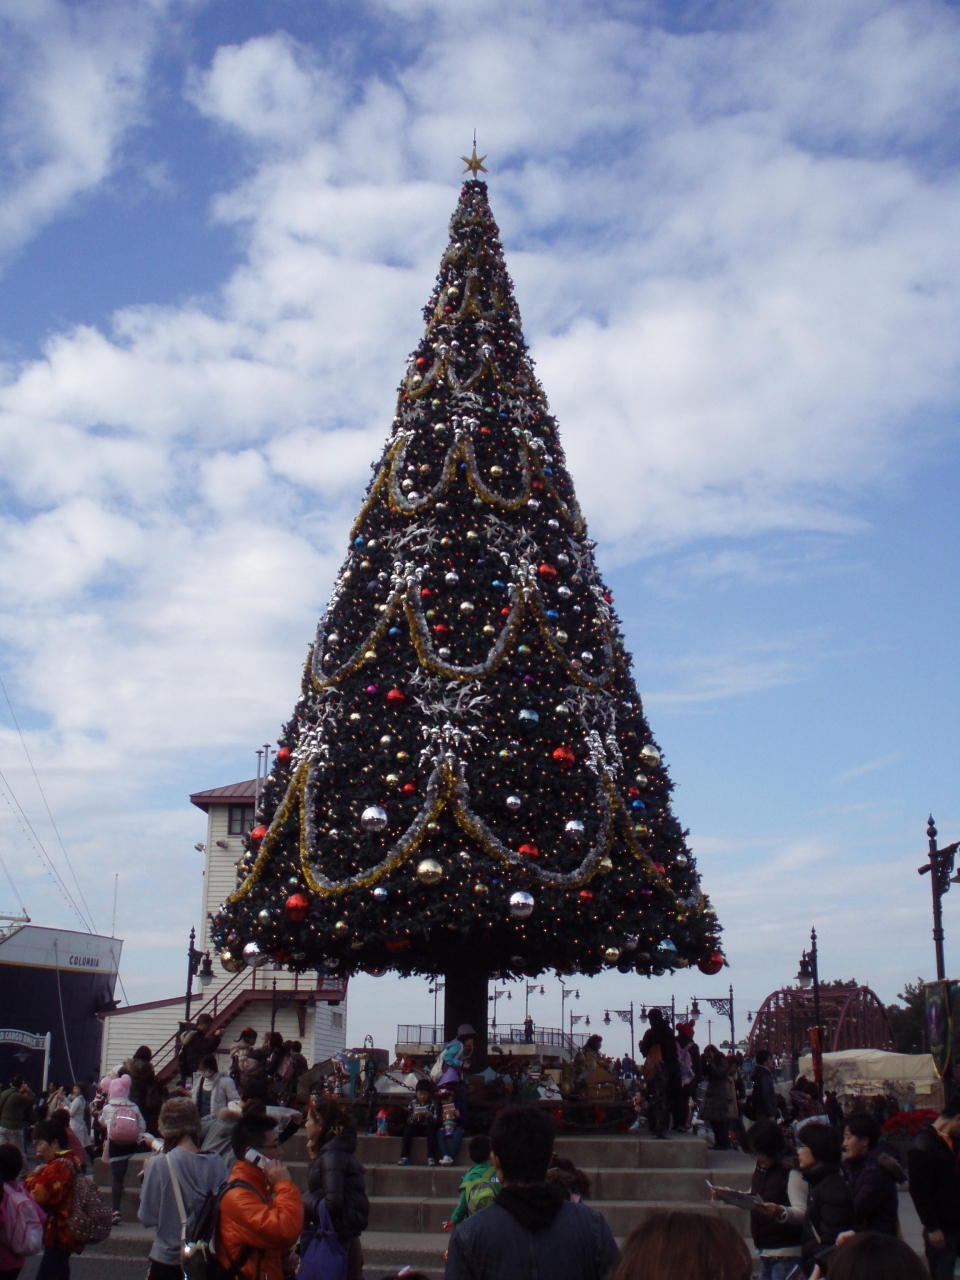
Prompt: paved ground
<box><xmin>20</xmin><ymin>1260</ymin><xmax>149</xmax><ymax>1279</ymax></box>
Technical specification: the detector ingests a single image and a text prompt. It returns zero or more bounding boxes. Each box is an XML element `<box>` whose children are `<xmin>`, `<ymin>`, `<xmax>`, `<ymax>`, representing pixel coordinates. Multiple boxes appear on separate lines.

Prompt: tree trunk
<box><xmin>444</xmin><ymin>966</ymin><xmax>489</xmax><ymax>1070</ymax></box>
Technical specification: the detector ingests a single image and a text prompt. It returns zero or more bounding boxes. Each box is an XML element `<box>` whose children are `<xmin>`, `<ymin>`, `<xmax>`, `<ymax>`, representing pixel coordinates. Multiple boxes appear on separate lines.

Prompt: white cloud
<box><xmin>188</xmin><ymin>32</ymin><xmax>344</xmax><ymax>147</ymax></box>
<box><xmin>0</xmin><ymin>0</ymin><xmax>169</xmax><ymax>265</ymax></box>
<box><xmin>0</xmin><ymin>0</ymin><xmax>958</xmax><ymax>1010</ymax></box>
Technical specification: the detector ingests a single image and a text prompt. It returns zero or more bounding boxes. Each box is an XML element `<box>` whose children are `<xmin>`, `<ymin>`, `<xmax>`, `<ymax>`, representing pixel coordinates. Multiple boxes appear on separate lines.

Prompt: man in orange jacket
<box><xmin>217</xmin><ymin>1108</ymin><xmax>304</xmax><ymax>1279</ymax></box>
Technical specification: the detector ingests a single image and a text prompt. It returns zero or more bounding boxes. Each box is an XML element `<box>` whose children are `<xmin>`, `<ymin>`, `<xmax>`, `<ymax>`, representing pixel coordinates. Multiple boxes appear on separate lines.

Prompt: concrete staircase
<box><xmin>89</xmin><ymin>1129</ymin><xmax>753</xmax><ymax>1273</ymax></box>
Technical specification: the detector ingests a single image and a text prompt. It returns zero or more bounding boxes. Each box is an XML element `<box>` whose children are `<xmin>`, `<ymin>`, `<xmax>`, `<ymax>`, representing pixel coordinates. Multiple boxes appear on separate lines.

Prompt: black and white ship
<box><xmin>0</xmin><ymin>919</ymin><xmax>122</xmax><ymax>1088</ymax></box>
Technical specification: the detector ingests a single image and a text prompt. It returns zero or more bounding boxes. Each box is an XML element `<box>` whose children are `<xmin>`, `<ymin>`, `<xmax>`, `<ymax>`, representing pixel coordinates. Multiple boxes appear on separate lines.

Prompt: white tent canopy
<box><xmin>797</xmin><ymin>1048</ymin><xmax>940</xmax><ymax>1106</ymax></box>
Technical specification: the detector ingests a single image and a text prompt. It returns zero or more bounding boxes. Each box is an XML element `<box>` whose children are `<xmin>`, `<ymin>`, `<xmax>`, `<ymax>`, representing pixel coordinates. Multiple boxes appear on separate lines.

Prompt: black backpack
<box><xmin>168</xmin><ymin>1160</ymin><xmax>264</xmax><ymax>1280</ymax></box>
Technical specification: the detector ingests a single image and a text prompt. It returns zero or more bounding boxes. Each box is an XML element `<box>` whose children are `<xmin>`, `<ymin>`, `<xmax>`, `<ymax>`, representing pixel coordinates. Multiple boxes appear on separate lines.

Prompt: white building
<box><xmin>100</xmin><ymin>778</ymin><xmax>348</xmax><ymax>1077</ymax></box>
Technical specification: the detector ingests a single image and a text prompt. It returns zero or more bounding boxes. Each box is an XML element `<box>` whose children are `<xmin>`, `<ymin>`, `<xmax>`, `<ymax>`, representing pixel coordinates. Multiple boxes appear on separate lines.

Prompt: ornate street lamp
<box><xmin>797</xmin><ymin>927</ymin><xmax>823</xmax><ymax>1100</ymax></box>
<box><xmin>917</xmin><ymin>816</ymin><xmax>960</xmax><ymax>981</ymax></box>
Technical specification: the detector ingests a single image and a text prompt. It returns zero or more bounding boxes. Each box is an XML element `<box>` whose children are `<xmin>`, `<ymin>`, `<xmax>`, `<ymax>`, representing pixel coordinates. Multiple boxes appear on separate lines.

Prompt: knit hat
<box><xmin>456</xmin><ymin>1024</ymin><xmax>476</xmax><ymax>1039</ymax></box>
<box><xmin>158</xmin><ymin>1097</ymin><xmax>202</xmax><ymax>1142</ymax></box>
<box><xmin>108</xmin><ymin>1076</ymin><xmax>131</xmax><ymax>1101</ymax></box>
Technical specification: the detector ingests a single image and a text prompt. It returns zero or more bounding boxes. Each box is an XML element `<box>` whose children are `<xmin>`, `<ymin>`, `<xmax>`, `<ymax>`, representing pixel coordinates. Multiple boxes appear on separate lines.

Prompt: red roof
<box><xmin>190</xmin><ymin>779</ymin><xmax>257</xmax><ymax>812</ymax></box>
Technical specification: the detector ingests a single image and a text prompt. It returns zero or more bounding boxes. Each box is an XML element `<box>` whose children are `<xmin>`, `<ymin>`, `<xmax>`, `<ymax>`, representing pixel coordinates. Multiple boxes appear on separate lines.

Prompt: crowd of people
<box><xmin>0</xmin><ymin>1017</ymin><xmax>955</xmax><ymax>1280</ymax></box>
<box><xmin>0</xmin><ymin>1022</ymin><xmax>316</xmax><ymax>1278</ymax></box>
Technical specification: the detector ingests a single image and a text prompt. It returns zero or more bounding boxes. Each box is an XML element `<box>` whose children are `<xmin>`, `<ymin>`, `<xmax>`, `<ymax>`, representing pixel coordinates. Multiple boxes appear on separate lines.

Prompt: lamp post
<box><xmin>917</xmin><ymin>815</ymin><xmax>960</xmax><ymax>981</ymax></box>
<box><xmin>571</xmin><ymin>1012</ymin><xmax>590</xmax><ymax>1040</ymax></box>
<box><xmin>488</xmin><ymin>987</ymin><xmax>511</xmax><ymax>1036</ymax></box>
<box><xmin>796</xmin><ymin>927</ymin><xmax>823</xmax><ymax>1100</ymax></box>
<box><xmin>525</xmin><ymin>982</ymin><xmax>545</xmax><ymax>1021</ymax></box>
<box><xmin>184</xmin><ymin>926</ymin><xmax>213</xmax><ymax>1025</ymax></box>
<box><xmin>689</xmin><ymin>986</ymin><xmax>736</xmax><ymax>1049</ymax></box>
<box><xmin>428</xmin><ymin>981</ymin><xmax>445</xmax><ymax>1043</ymax></box>
<box><xmin>560</xmin><ymin>978</ymin><xmax>580</xmax><ymax>1048</ymax></box>
<box><xmin>603</xmin><ymin>1002</ymin><xmax>635</xmax><ymax>1059</ymax></box>
<box><xmin>640</xmin><ymin>996</ymin><xmax>676</xmax><ymax>1030</ymax></box>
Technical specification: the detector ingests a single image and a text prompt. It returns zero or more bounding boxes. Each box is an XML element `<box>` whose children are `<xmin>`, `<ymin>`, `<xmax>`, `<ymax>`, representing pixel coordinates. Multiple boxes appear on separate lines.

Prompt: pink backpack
<box><xmin>0</xmin><ymin>1183</ymin><xmax>45</xmax><ymax>1257</ymax></box>
<box><xmin>108</xmin><ymin>1101</ymin><xmax>140</xmax><ymax>1144</ymax></box>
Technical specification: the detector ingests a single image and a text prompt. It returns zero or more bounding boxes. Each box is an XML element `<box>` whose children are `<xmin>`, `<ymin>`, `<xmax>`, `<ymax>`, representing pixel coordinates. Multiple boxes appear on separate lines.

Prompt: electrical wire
<box><xmin>108</xmin><ymin>942</ymin><xmax>129</xmax><ymax>1007</ymax></box>
<box><xmin>0</xmin><ymin>674</ymin><xmax>96</xmax><ymax>933</ymax></box>
<box><xmin>0</xmin><ymin>771</ymin><xmax>89</xmax><ymax>931</ymax></box>
<box><xmin>0</xmin><ymin>845</ymin><xmax>27</xmax><ymax>917</ymax></box>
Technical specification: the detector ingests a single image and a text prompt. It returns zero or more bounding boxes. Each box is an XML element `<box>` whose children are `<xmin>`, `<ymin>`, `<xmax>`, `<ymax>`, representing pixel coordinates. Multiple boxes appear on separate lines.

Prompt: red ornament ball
<box><xmin>385</xmin><ymin>937</ymin><xmax>411</xmax><ymax>953</ymax></box>
<box><xmin>579</xmin><ymin>889</ymin><xmax>594</xmax><ymax>902</ymax></box>
<box><xmin>284</xmin><ymin>893</ymin><xmax>310</xmax><ymax>923</ymax></box>
<box><xmin>386</xmin><ymin>688</ymin><xmax>406</xmax><ymax>706</ymax></box>
<box><xmin>653</xmin><ymin>862</ymin><xmax>665</xmax><ymax>875</ymax></box>
<box><xmin>402</xmin><ymin>782</ymin><xmax>417</xmax><ymax>795</ymax></box>
<box><xmin>272</xmin><ymin>947</ymin><xmax>290</xmax><ymax>963</ymax></box>
<box><xmin>537</xmin><ymin>563</ymin><xmax>557</xmax><ymax>581</ymax></box>
<box><xmin>421</xmin><ymin>588</ymin><xmax>433</xmax><ymax>599</ymax></box>
<box><xmin>552</xmin><ymin>746</ymin><xmax>575</xmax><ymax>769</ymax></box>
<box><xmin>276</xmin><ymin>747</ymin><xmax>291</xmax><ymax>764</ymax></box>
<box><xmin>518</xmin><ymin>843</ymin><xmax>540</xmax><ymax>859</ymax></box>
<box><xmin>249</xmin><ymin>825</ymin><xmax>268</xmax><ymax>847</ymax></box>
<box><xmin>415</xmin><ymin>356</ymin><xmax>427</xmax><ymax>369</ymax></box>
<box><xmin>698</xmin><ymin>951</ymin><xmax>725</xmax><ymax>976</ymax></box>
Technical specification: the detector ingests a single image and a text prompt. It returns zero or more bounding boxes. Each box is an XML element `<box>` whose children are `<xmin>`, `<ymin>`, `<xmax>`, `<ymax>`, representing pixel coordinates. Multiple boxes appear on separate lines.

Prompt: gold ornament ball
<box><xmin>385</xmin><ymin>774</ymin><xmax>399</xmax><ymax>787</ymax></box>
<box><xmin>416</xmin><ymin>858</ymin><xmax>443</xmax><ymax>886</ymax></box>
<box><xmin>220</xmin><ymin>949</ymin><xmax>245</xmax><ymax>973</ymax></box>
<box><xmin>598</xmin><ymin>855</ymin><xmax>614</xmax><ymax>876</ymax></box>
<box><xmin>603</xmin><ymin>945</ymin><xmax>621</xmax><ymax>963</ymax></box>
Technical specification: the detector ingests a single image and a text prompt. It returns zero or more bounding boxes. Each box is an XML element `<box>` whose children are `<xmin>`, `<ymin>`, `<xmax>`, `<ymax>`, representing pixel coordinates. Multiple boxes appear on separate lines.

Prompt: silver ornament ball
<box><xmin>509</xmin><ymin>891</ymin><xmax>535</xmax><ymax>920</ymax></box>
<box><xmin>361</xmin><ymin>805</ymin><xmax>388</xmax><ymax>832</ymax></box>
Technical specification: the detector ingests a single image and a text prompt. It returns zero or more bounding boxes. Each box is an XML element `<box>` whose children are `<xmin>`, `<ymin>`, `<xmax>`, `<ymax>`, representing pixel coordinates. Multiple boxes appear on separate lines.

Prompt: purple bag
<box><xmin>298</xmin><ymin>1198</ymin><xmax>348</xmax><ymax>1280</ymax></box>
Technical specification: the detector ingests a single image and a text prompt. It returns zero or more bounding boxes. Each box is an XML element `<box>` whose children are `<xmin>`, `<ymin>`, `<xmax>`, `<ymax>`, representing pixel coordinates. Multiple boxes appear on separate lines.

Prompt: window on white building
<box><xmin>331</xmin><ymin>1011</ymin><xmax>344</xmax><ymax>1029</ymax></box>
<box><xmin>228</xmin><ymin>805</ymin><xmax>255</xmax><ymax>835</ymax></box>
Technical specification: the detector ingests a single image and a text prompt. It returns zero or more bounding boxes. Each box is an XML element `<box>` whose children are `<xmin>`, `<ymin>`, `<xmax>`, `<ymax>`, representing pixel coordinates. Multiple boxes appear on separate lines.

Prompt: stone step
<box><xmin>365</xmin><ymin>1164</ymin><xmax>748</xmax><ymax>1200</ymax></box>
<box><xmin>364</xmin><ymin>1194</ymin><xmax>749</xmax><ymax>1237</ymax></box>
<box><xmin>350</xmin><ymin>1132</ymin><xmax>709</xmax><ymax>1170</ymax></box>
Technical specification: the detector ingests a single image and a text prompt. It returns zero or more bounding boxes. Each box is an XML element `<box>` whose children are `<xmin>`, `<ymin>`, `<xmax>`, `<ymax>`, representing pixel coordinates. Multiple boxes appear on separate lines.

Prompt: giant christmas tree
<box><xmin>212</xmin><ymin>158</ymin><xmax>724</xmax><ymax>1054</ymax></box>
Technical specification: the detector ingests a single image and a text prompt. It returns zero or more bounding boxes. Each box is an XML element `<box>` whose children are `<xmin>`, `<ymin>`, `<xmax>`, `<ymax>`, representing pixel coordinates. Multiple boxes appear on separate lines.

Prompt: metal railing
<box><xmin>491</xmin><ymin>1024</ymin><xmax>589</xmax><ymax>1052</ymax></box>
<box><xmin>395</xmin><ymin>1023</ymin><xmax>589</xmax><ymax>1054</ymax></box>
<box><xmin>397</xmin><ymin>1024</ymin><xmax>443</xmax><ymax>1046</ymax></box>
<box><xmin>150</xmin><ymin>968</ymin><xmax>348</xmax><ymax>1073</ymax></box>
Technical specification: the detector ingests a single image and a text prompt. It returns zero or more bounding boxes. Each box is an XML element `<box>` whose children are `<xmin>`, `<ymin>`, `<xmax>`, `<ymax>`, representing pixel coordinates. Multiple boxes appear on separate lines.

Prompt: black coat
<box><xmin>801</xmin><ymin>1163</ymin><xmax>854</xmax><ymax>1271</ymax></box>
<box><xmin>751</xmin><ymin>1065</ymin><xmax>780</xmax><ymax>1121</ymax></box>
<box><xmin>640</xmin><ymin>1022</ymin><xmax>678</xmax><ymax>1067</ymax></box>
<box><xmin>305</xmin><ymin>1128</ymin><xmax>369</xmax><ymax>1240</ymax></box>
<box><xmin>445</xmin><ymin>1191</ymin><xmax>617</xmax><ymax>1280</ymax></box>
<box><xmin>843</xmin><ymin>1152</ymin><xmax>898</xmax><ymax>1235</ymax></box>
<box><xmin>908</xmin><ymin>1124</ymin><xmax>960</xmax><ymax>1233</ymax></box>
<box><xmin>750</xmin><ymin>1158</ymin><xmax>803</xmax><ymax>1251</ymax></box>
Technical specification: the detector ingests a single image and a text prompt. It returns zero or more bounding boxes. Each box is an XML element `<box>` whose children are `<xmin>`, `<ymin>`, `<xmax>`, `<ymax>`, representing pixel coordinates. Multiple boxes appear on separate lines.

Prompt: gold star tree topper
<box><xmin>461</xmin><ymin>143</ymin><xmax>488</xmax><ymax>177</ymax></box>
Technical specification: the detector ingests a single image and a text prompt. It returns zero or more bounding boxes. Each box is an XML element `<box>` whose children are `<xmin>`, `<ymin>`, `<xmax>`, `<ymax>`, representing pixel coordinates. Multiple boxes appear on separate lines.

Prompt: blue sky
<box><xmin>1</xmin><ymin>0</ymin><xmax>959</xmax><ymax>1053</ymax></box>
